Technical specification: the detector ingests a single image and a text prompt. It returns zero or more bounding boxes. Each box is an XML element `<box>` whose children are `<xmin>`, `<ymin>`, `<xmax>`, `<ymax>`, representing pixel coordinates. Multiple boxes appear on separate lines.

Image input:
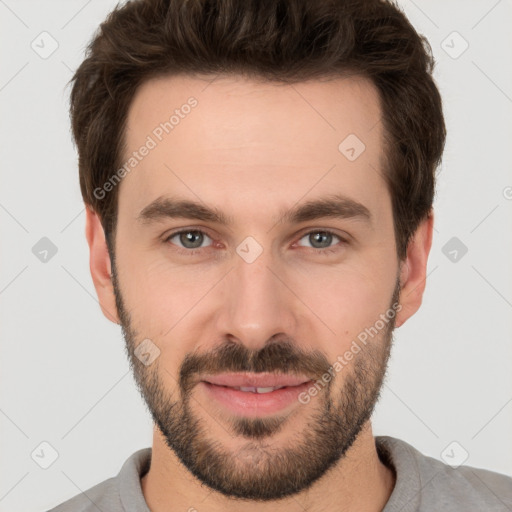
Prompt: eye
<box><xmin>165</xmin><ymin>229</ymin><xmax>213</xmax><ymax>251</ymax></box>
<box><xmin>296</xmin><ymin>230</ymin><xmax>345</xmax><ymax>252</ymax></box>
<box><xmin>163</xmin><ymin>228</ymin><xmax>347</xmax><ymax>256</ymax></box>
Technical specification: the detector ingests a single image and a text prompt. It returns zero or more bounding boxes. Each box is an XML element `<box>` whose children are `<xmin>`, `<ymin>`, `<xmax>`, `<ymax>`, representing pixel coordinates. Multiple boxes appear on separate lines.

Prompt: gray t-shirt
<box><xmin>47</xmin><ymin>436</ymin><xmax>512</xmax><ymax>511</ymax></box>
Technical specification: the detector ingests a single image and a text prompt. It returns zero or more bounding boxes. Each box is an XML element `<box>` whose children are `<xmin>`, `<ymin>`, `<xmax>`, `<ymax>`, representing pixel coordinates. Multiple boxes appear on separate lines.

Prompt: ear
<box><xmin>84</xmin><ymin>206</ymin><xmax>120</xmax><ymax>324</ymax></box>
<box><xmin>395</xmin><ymin>211</ymin><xmax>434</xmax><ymax>328</ymax></box>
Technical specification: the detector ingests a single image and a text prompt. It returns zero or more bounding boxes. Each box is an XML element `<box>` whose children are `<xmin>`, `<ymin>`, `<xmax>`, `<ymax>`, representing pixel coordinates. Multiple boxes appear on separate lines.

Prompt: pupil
<box><xmin>311</xmin><ymin>232</ymin><xmax>331</xmax><ymax>248</ymax></box>
<box><xmin>181</xmin><ymin>231</ymin><xmax>203</xmax><ymax>248</ymax></box>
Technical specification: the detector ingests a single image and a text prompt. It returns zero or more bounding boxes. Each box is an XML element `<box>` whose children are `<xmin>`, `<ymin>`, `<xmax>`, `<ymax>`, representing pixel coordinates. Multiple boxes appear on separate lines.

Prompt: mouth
<box><xmin>201</xmin><ymin>372</ymin><xmax>312</xmax><ymax>389</ymax></box>
<box><xmin>212</xmin><ymin>385</ymin><xmax>288</xmax><ymax>393</ymax></box>
<box><xmin>198</xmin><ymin>373</ymin><xmax>314</xmax><ymax>417</ymax></box>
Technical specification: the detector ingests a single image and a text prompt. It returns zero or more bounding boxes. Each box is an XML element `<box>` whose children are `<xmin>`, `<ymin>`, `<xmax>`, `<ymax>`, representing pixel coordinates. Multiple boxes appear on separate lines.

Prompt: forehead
<box><xmin>119</xmin><ymin>73</ymin><xmax>388</xmax><ymax>223</ymax></box>
<box><xmin>126</xmin><ymin>73</ymin><xmax>382</xmax><ymax>148</ymax></box>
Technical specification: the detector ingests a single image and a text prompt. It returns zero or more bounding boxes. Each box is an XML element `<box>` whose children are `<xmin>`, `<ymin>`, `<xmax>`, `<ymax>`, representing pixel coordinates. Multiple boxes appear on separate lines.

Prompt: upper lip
<box><xmin>201</xmin><ymin>373</ymin><xmax>313</xmax><ymax>388</ymax></box>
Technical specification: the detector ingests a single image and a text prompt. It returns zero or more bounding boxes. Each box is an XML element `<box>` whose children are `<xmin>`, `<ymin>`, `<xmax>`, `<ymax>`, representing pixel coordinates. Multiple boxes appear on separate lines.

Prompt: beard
<box><xmin>111</xmin><ymin>259</ymin><xmax>400</xmax><ymax>501</ymax></box>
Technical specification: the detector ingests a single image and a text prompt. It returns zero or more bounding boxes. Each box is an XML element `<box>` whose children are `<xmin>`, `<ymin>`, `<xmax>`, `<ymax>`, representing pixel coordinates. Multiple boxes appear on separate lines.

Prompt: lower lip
<box><xmin>199</xmin><ymin>381</ymin><xmax>313</xmax><ymax>417</ymax></box>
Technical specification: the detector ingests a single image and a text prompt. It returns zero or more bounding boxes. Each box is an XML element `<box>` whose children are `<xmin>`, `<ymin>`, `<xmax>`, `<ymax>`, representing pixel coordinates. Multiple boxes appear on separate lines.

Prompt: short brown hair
<box><xmin>68</xmin><ymin>0</ymin><xmax>445</xmax><ymax>260</ymax></box>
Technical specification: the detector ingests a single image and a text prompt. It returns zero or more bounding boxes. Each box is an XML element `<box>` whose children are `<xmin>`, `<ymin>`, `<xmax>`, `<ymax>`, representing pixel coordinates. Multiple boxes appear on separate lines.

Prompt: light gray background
<box><xmin>1</xmin><ymin>1</ymin><xmax>511</xmax><ymax>511</ymax></box>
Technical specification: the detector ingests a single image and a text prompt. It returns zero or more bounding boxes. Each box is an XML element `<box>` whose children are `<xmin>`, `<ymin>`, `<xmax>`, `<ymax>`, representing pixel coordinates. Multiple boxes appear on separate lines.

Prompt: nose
<box><xmin>215</xmin><ymin>246</ymin><xmax>298</xmax><ymax>350</ymax></box>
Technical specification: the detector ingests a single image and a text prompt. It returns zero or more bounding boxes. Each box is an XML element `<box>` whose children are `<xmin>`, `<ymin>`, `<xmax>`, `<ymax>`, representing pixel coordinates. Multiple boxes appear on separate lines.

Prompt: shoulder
<box><xmin>420</xmin><ymin>454</ymin><xmax>512</xmax><ymax>509</ymax></box>
<box><xmin>377</xmin><ymin>436</ymin><xmax>512</xmax><ymax>511</ymax></box>
<box><xmin>46</xmin><ymin>447</ymin><xmax>151</xmax><ymax>512</ymax></box>
<box><xmin>46</xmin><ymin>476</ymin><xmax>120</xmax><ymax>512</ymax></box>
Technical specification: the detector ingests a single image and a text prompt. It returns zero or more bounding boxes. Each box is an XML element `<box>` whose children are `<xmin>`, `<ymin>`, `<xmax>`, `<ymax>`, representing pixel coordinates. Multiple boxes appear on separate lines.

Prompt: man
<box><xmin>50</xmin><ymin>0</ymin><xmax>512</xmax><ymax>510</ymax></box>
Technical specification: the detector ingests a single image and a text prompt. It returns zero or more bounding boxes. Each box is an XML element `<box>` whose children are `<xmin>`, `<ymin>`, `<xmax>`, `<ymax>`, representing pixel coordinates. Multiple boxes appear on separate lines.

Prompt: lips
<box><xmin>201</xmin><ymin>372</ymin><xmax>312</xmax><ymax>390</ymax></box>
<box><xmin>199</xmin><ymin>377</ymin><xmax>314</xmax><ymax>417</ymax></box>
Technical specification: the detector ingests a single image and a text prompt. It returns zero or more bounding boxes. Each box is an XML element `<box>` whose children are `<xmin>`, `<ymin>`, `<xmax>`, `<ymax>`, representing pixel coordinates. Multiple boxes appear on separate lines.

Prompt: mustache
<box><xmin>179</xmin><ymin>338</ymin><xmax>332</xmax><ymax>394</ymax></box>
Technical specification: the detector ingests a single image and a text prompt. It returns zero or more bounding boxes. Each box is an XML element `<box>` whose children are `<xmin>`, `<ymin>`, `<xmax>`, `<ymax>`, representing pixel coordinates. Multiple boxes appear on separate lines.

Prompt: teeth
<box><xmin>233</xmin><ymin>386</ymin><xmax>284</xmax><ymax>393</ymax></box>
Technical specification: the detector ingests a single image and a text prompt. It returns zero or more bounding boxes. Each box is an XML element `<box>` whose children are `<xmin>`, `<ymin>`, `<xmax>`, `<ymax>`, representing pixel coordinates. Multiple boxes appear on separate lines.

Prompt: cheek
<box><xmin>117</xmin><ymin>249</ymin><xmax>209</xmax><ymax>339</ymax></box>
<box><xmin>290</xmin><ymin>260</ymin><xmax>396</xmax><ymax>347</ymax></box>
<box><xmin>118</xmin><ymin>258</ymin><xmax>202</xmax><ymax>381</ymax></box>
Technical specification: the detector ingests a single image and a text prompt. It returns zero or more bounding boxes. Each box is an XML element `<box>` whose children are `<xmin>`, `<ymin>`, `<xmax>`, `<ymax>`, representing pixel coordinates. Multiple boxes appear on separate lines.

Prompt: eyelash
<box><xmin>163</xmin><ymin>228</ymin><xmax>347</xmax><ymax>256</ymax></box>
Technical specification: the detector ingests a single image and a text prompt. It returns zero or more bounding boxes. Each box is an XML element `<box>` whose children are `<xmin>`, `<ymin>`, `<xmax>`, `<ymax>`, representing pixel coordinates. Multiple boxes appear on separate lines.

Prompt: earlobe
<box><xmin>85</xmin><ymin>206</ymin><xmax>120</xmax><ymax>324</ymax></box>
<box><xmin>394</xmin><ymin>212</ymin><xmax>434</xmax><ymax>328</ymax></box>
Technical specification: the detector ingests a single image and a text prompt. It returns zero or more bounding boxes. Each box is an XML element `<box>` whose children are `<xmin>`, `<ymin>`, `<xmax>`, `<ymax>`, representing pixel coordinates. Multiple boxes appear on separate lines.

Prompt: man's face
<box><xmin>110</xmin><ymin>74</ymin><xmax>402</xmax><ymax>500</ymax></box>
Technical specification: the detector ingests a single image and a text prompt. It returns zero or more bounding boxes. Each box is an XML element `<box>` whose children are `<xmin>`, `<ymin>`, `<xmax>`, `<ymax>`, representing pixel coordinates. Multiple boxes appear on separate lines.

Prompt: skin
<box><xmin>85</xmin><ymin>73</ymin><xmax>433</xmax><ymax>512</ymax></box>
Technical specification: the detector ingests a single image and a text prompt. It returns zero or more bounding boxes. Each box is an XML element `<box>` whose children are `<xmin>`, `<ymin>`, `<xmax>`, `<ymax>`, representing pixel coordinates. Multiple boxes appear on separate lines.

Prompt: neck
<box><xmin>141</xmin><ymin>421</ymin><xmax>396</xmax><ymax>512</ymax></box>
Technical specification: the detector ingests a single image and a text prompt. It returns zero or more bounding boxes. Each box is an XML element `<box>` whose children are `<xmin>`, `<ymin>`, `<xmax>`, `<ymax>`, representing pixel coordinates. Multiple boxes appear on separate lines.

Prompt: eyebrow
<box><xmin>137</xmin><ymin>193</ymin><xmax>372</xmax><ymax>227</ymax></box>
